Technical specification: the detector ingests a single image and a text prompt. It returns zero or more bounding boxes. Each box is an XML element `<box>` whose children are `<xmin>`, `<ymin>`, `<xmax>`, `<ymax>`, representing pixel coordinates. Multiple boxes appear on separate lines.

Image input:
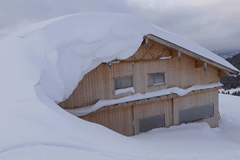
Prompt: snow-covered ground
<box><xmin>1</xmin><ymin>94</ymin><xmax>240</xmax><ymax>159</ymax></box>
<box><xmin>133</xmin><ymin>94</ymin><xmax>240</xmax><ymax>159</ymax></box>
<box><xmin>0</xmin><ymin>13</ymin><xmax>240</xmax><ymax>159</ymax></box>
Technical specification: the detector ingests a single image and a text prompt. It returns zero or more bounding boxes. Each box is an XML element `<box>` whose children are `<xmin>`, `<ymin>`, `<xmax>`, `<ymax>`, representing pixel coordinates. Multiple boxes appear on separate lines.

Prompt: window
<box><xmin>115</xmin><ymin>77</ymin><xmax>133</xmax><ymax>90</ymax></box>
<box><xmin>139</xmin><ymin>114</ymin><xmax>165</xmax><ymax>133</ymax></box>
<box><xmin>179</xmin><ymin>104</ymin><xmax>214</xmax><ymax>124</ymax></box>
<box><xmin>148</xmin><ymin>73</ymin><xmax>165</xmax><ymax>86</ymax></box>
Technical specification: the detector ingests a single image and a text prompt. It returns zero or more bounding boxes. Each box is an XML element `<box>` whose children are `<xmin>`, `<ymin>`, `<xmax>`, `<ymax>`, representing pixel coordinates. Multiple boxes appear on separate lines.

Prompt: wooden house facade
<box><xmin>59</xmin><ymin>34</ymin><xmax>238</xmax><ymax>136</ymax></box>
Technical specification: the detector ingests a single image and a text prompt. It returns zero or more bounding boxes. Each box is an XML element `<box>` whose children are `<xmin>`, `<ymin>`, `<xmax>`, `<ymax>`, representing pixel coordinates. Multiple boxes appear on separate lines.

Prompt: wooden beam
<box><xmin>146</xmin><ymin>34</ymin><xmax>239</xmax><ymax>74</ymax></box>
<box><xmin>140</xmin><ymin>43</ymin><xmax>155</xmax><ymax>60</ymax></box>
<box><xmin>204</xmin><ymin>62</ymin><xmax>207</xmax><ymax>72</ymax></box>
<box><xmin>148</xmin><ymin>51</ymin><xmax>155</xmax><ymax>60</ymax></box>
<box><xmin>156</xmin><ymin>49</ymin><xmax>165</xmax><ymax>59</ymax></box>
<box><xmin>145</xmin><ymin>37</ymin><xmax>149</xmax><ymax>49</ymax></box>
<box><xmin>178</xmin><ymin>51</ymin><xmax>181</xmax><ymax>62</ymax></box>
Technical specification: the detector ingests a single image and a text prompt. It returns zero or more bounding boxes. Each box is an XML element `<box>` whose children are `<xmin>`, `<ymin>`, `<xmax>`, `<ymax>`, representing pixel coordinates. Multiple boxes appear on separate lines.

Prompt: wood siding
<box><xmin>81</xmin><ymin>104</ymin><xmax>134</xmax><ymax>136</ymax></box>
<box><xmin>80</xmin><ymin>88</ymin><xmax>219</xmax><ymax>136</ymax></box>
<box><xmin>173</xmin><ymin>89</ymin><xmax>219</xmax><ymax>128</ymax></box>
<box><xmin>59</xmin><ymin>39</ymin><xmax>219</xmax><ymax>109</ymax></box>
<box><xmin>81</xmin><ymin>99</ymin><xmax>173</xmax><ymax>136</ymax></box>
<box><xmin>133</xmin><ymin>99</ymin><xmax>173</xmax><ymax>135</ymax></box>
<box><xmin>58</xmin><ymin>39</ymin><xmax>221</xmax><ymax>136</ymax></box>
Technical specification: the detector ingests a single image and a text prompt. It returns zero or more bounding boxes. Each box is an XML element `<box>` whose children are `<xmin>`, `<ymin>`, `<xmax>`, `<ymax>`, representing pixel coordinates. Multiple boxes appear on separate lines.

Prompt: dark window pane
<box><xmin>139</xmin><ymin>114</ymin><xmax>165</xmax><ymax>133</ymax></box>
<box><xmin>115</xmin><ymin>79</ymin><xmax>121</xmax><ymax>90</ymax></box>
<box><xmin>149</xmin><ymin>75</ymin><xmax>154</xmax><ymax>86</ymax></box>
<box><xmin>179</xmin><ymin>104</ymin><xmax>214</xmax><ymax>124</ymax></box>
<box><xmin>154</xmin><ymin>74</ymin><xmax>164</xmax><ymax>84</ymax></box>
<box><xmin>148</xmin><ymin>73</ymin><xmax>164</xmax><ymax>86</ymax></box>
<box><xmin>121</xmin><ymin>77</ymin><xmax>132</xmax><ymax>88</ymax></box>
<box><xmin>115</xmin><ymin>77</ymin><xmax>133</xmax><ymax>90</ymax></box>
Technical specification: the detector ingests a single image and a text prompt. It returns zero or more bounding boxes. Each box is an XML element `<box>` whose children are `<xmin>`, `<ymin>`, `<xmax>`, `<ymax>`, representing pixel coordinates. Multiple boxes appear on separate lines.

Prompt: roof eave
<box><xmin>146</xmin><ymin>34</ymin><xmax>239</xmax><ymax>75</ymax></box>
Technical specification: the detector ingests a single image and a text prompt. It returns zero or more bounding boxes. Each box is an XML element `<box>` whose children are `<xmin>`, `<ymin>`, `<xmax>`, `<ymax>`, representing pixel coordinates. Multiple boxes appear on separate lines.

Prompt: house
<box><xmin>58</xmin><ymin>33</ymin><xmax>238</xmax><ymax>136</ymax></box>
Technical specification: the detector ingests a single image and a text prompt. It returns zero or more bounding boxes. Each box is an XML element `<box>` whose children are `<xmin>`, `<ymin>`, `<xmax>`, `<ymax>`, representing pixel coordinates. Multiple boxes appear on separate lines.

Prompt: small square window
<box><xmin>115</xmin><ymin>77</ymin><xmax>133</xmax><ymax>90</ymax></box>
<box><xmin>149</xmin><ymin>73</ymin><xmax>165</xmax><ymax>86</ymax></box>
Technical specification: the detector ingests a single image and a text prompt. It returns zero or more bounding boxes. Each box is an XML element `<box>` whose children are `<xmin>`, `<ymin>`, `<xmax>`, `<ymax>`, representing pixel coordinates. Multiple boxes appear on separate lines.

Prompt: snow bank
<box><xmin>217</xmin><ymin>94</ymin><xmax>240</xmax><ymax>145</ymax></box>
<box><xmin>0</xmin><ymin>13</ymin><xmax>153</xmax><ymax>158</ymax></box>
<box><xmin>67</xmin><ymin>82</ymin><xmax>222</xmax><ymax>116</ymax></box>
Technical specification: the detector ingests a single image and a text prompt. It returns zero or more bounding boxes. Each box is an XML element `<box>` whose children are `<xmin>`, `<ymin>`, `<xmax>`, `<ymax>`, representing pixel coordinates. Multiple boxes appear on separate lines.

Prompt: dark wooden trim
<box><xmin>147</xmin><ymin>72</ymin><xmax>165</xmax><ymax>75</ymax></box>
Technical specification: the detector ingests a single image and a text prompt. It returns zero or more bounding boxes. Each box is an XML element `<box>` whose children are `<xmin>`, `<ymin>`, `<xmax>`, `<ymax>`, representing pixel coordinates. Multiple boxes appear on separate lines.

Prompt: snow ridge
<box><xmin>67</xmin><ymin>82</ymin><xmax>222</xmax><ymax>116</ymax></box>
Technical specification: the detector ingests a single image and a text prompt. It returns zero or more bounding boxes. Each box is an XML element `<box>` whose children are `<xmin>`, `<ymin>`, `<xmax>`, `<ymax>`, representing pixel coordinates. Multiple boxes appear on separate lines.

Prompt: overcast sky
<box><xmin>1</xmin><ymin>0</ymin><xmax>240</xmax><ymax>51</ymax></box>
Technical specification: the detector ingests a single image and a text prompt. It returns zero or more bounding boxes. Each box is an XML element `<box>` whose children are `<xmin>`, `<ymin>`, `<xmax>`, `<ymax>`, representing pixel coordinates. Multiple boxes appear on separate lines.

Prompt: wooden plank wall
<box><xmin>80</xmin><ymin>88</ymin><xmax>219</xmax><ymax>136</ymax></box>
<box><xmin>59</xmin><ymin>39</ymin><xmax>219</xmax><ymax>109</ymax></box>
<box><xmin>80</xmin><ymin>98</ymin><xmax>173</xmax><ymax>136</ymax></box>
<box><xmin>81</xmin><ymin>104</ymin><xmax>134</xmax><ymax>136</ymax></box>
<box><xmin>133</xmin><ymin>99</ymin><xmax>173</xmax><ymax>135</ymax></box>
<box><xmin>57</xmin><ymin>38</ymin><xmax>222</xmax><ymax>136</ymax></box>
<box><xmin>173</xmin><ymin>89</ymin><xmax>219</xmax><ymax>128</ymax></box>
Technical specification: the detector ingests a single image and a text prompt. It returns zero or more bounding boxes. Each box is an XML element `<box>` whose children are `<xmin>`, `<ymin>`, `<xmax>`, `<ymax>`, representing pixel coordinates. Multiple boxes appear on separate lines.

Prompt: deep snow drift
<box><xmin>0</xmin><ymin>13</ymin><xmax>240</xmax><ymax>159</ymax></box>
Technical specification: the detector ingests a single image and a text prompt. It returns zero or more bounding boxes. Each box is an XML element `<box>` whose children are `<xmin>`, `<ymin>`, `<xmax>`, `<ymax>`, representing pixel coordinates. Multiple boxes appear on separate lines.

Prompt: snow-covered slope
<box><xmin>1</xmin><ymin>93</ymin><xmax>240</xmax><ymax>160</ymax></box>
<box><xmin>0</xmin><ymin>13</ymin><xmax>240</xmax><ymax>159</ymax></box>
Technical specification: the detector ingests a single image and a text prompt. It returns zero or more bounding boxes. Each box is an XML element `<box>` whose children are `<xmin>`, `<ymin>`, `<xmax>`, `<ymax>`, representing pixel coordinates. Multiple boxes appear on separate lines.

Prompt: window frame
<box><xmin>148</xmin><ymin>72</ymin><xmax>165</xmax><ymax>87</ymax></box>
<box><xmin>114</xmin><ymin>76</ymin><xmax>133</xmax><ymax>90</ymax></box>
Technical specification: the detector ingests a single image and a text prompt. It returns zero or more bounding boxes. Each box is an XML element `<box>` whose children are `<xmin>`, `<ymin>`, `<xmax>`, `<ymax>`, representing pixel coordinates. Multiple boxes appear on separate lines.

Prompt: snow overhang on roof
<box><xmin>146</xmin><ymin>34</ymin><xmax>239</xmax><ymax>75</ymax></box>
<box><xmin>0</xmin><ymin>12</ymin><xmax>238</xmax><ymax>105</ymax></box>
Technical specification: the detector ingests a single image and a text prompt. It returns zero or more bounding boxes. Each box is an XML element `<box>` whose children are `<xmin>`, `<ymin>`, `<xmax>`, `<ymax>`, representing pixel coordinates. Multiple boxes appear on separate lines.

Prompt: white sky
<box><xmin>1</xmin><ymin>0</ymin><xmax>240</xmax><ymax>51</ymax></box>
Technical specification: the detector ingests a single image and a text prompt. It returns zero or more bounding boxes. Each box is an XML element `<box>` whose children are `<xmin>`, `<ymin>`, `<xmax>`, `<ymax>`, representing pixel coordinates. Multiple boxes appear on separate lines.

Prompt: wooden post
<box><xmin>145</xmin><ymin>38</ymin><xmax>149</xmax><ymax>50</ymax></box>
<box><xmin>178</xmin><ymin>51</ymin><xmax>181</xmax><ymax>62</ymax></box>
<box><xmin>204</xmin><ymin>62</ymin><xmax>207</xmax><ymax>72</ymax></box>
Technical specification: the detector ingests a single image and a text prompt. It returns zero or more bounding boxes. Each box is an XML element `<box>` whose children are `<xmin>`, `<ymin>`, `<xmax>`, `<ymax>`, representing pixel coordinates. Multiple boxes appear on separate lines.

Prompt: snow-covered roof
<box><xmin>0</xmin><ymin>12</ymin><xmax>238</xmax><ymax>103</ymax></box>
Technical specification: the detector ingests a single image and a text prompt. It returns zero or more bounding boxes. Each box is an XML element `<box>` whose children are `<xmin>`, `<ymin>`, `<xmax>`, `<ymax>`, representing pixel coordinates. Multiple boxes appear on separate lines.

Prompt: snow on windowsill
<box><xmin>114</xmin><ymin>87</ymin><xmax>135</xmax><ymax>96</ymax></box>
<box><xmin>159</xmin><ymin>56</ymin><xmax>171</xmax><ymax>60</ymax></box>
<box><xmin>66</xmin><ymin>82</ymin><xmax>222</xmax><ymax>117</ymax></box>
<box><xmin>148</xmin><ymin>83</ymin><xmax>165</xmax><ymax>87</ymax></box>
<box><xmin>153</xmin><ymin>83</ymin><xmax>165</xmax><ymax>86</ymax></box>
